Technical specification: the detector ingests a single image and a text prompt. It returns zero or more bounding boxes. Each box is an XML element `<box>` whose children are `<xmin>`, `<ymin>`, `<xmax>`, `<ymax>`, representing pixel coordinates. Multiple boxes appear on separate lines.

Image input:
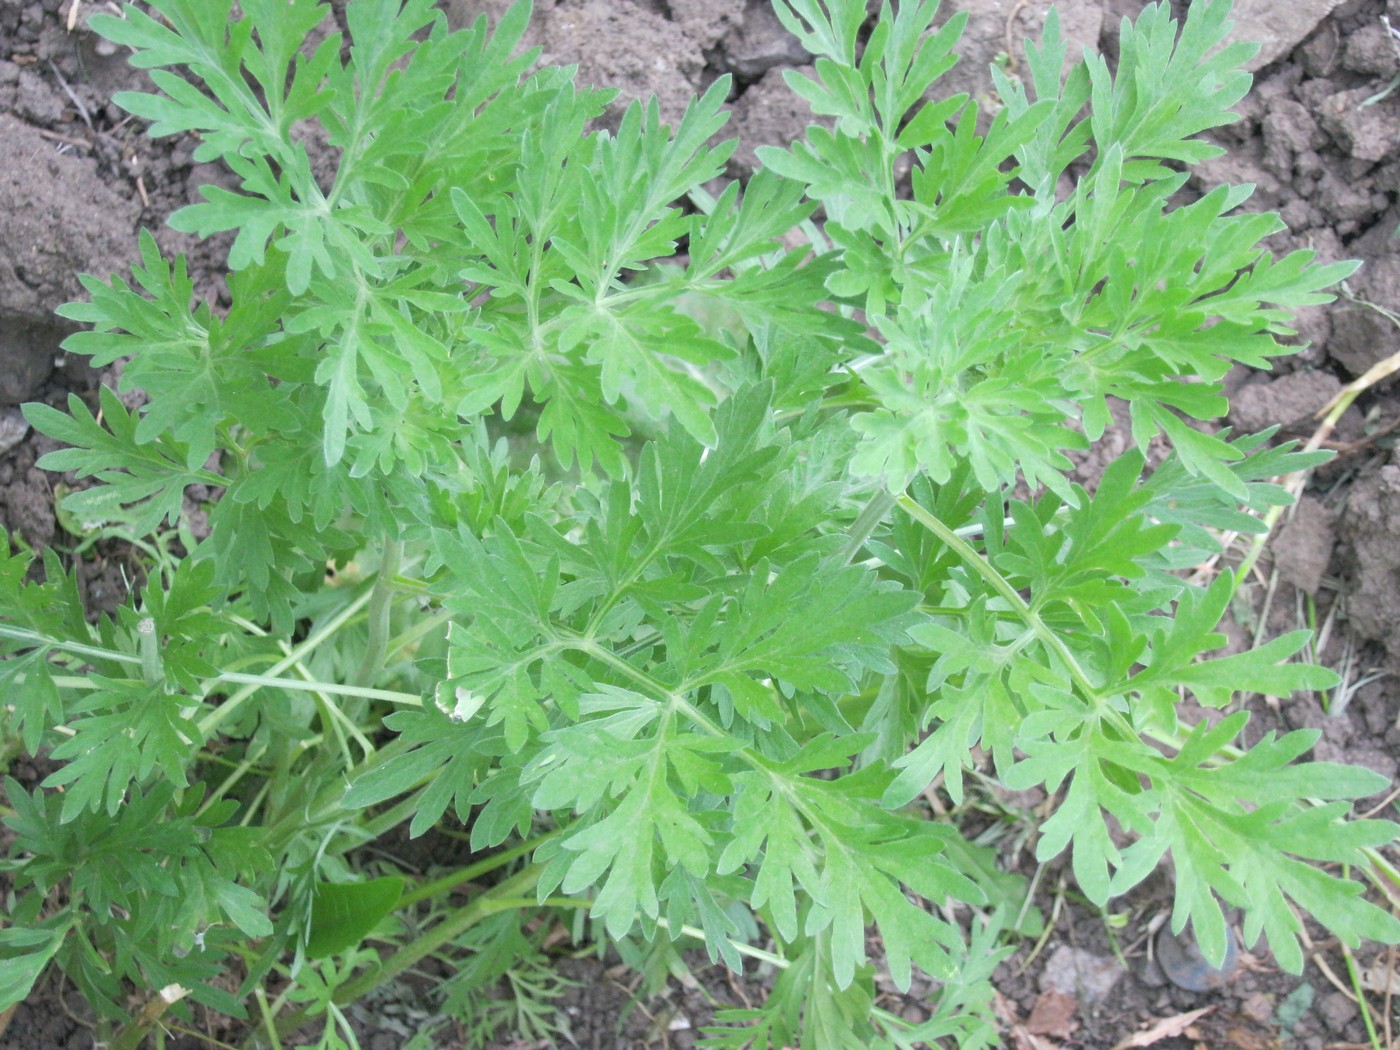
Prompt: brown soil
<box><xmin>3</xmin><ymin>0</ymin><xmax>1400</xmax><ymax>1047</ymax></box>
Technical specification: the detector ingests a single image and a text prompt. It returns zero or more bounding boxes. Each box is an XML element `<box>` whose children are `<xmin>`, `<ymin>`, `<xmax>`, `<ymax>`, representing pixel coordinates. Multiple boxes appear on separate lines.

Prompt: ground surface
<box><xmin>3</xmin><ymin>0</ymin><xmax>1400</xmax><ymax>1047</ymax></box>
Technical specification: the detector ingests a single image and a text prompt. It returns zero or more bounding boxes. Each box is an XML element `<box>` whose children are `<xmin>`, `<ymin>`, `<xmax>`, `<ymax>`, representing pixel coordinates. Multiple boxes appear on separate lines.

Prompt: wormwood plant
<box><xmin>2</xmin><ymin>0</ymin><xmax>1399</xmax><ymax>1045</ymax></box>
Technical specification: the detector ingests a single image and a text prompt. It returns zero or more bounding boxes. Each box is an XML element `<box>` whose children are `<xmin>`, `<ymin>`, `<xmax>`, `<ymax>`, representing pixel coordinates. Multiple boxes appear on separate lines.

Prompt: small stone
<box><xmin>1230</xmin><ymin>0</ymin><xmax>1346</xmax><ymax>71</ymax></box>
<box><xmin>0</xmin><ymin>408</ymin><xmax>29</xmax><ymax>458</ymax></box>
<box><xmin>0</xmin><ymin>319</ymin><xmax>60</xmax><ymax>407</ymax></box>
<box><xmin>1156</xmin><ymin>924</ymin><xmax>1239</xmax><ymax>992</ymax></box>
<box><xmin>1038</xmin><ymin>946</ymin><xmax>1123</xmax><ymax>1004</ymax></box>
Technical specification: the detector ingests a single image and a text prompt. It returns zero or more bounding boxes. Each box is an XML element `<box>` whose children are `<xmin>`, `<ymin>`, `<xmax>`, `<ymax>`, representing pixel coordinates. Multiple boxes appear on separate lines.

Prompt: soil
<box><xmin>3</xmin><ymin>0</ymin><xmax>1400</xmax><ymax>1047</ymax></box>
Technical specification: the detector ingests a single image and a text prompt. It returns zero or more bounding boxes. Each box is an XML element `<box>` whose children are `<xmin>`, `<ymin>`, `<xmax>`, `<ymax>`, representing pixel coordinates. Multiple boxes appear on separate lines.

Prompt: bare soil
<box><xmin>3</xmin><ymin>0</ymin><xmax>1400</xmax><ymax>1047</ymax></box>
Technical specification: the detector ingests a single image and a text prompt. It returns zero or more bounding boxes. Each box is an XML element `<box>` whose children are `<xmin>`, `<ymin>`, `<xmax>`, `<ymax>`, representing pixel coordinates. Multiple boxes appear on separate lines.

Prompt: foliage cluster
<box><xmin>2</xmin><ymin>0</ymin><xmax>1398</xmax><ymax>1046</ymax></box>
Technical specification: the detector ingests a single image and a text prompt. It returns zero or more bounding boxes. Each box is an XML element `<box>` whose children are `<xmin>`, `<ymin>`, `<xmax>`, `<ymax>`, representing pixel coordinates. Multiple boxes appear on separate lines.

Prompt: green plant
<box><xmin>2</xmin><ymin>0</ymin><xmax>1398</xmax><ymax>1045</ymax></box>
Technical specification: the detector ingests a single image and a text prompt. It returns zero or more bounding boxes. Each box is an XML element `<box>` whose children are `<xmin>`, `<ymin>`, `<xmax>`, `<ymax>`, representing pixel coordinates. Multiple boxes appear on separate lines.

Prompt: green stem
<box><xmin>108</xmin><ymin>984</ymin><xmax>190</xmax><ymax>1050</ymax></box>
<box><xmin>198</xmin><ymin>753</ymin><xmax>261</xmax><ymax>818</ymax></box>
<box><xmin>893</xmin><ymin>494</ymin><xmax>1142</xmax><ymax>744</ymax></box>
<box><xmin>216</xmin><ymin>672</ymin><xmax>422</xmax><ymax>706</ymax></box>
<box><xmin>399</xmin><ymin>830</ymin><xmax>560</xmax><ymax>907</ymax></box>
<box><xmin>0</xmin><ymin>623</ymin><xmax>140</xmax><ymax>667</ymax></box>
<box><xmin>200</xmin><ymin>586</ymin><xmax>376</xmax><ymax>737</ymax></box>
<box><xmin>895</xmin><ymin>495</ymin><xmax>1098</xmax><ymax>696</ymax></box>
<box><xmin>137</xmin><ymin>617</ymin><xmax>163</xmax><ymax>689</ymax></box>
<box><xmin>257</xmin><ymin>737</ymin><xmax>418</xmax><ymax>851</ymax></box>
<box><xmin>355</xmin><ymin>538</ymin><xmax>404</xmax><ymax>687</ymax></box>
<box><xmin>263</xmin><ymin>866</ymin><xmax>542</xmax><ymax>1044</ymax></box>
<box><xmin>1338</xmin><ymin>927</ymin><xmax>1384</xmax><ymax>1050</ymax></box>
<box><xmin>839</xmin><ymin>489</ymin><xmax>896</xmax><ymax>566</ymax></box>
<box><xmin>253</xmin><ymin>989</ymin><xmax>284</xmax><ymax>1050</ymax></box>
<box><xmin>564</xmin><ymin>632</ymin><xmax>727</xmax><ymax>740</ymax></box>
<box><xmin>357</xmin><ymin>786</ymin><xmax>433</xmax><ymax>841</ymax></box>
<box><xmin>653</xmin><ymin>917</ymin><xmax>789</xmax><ymax>969</ymax></box>
<box><xmin>384</xmin><ymin>606</ymin><xmax>452</xmax><ymax>658</ymax></box>
<box><xmin>18</xmin><ymin>670</ymin><xmax>421</xmax><ymax>709</ymax></box>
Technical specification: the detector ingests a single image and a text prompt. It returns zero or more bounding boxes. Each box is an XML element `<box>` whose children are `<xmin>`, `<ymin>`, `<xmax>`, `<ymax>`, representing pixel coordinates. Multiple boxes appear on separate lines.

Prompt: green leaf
<box><xmin>0</xmin><ymin>653</ymin><xmax>64</xmax><ymax>756</ymax></box>
<box><xmin>306</xmin><ymin>876</ymin><xmax>405</xmax><ymax>959</ymax></box>
<box><xmin>0</xmin><ymin>919</ymin><xmax>69</xmax><ymax>1012</ymax></box>
<box><xmin>27</xmin><ymin>387</ymin><xmax>220</xmax><ymax>535</ymax></box>
<box><xmin>43</xmin><ymin>676</ymin><xmax>204</xmax><ymax>822</ymax></box>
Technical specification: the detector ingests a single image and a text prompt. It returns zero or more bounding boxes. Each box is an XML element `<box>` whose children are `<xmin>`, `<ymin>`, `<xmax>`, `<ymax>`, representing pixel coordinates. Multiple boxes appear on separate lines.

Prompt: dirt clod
<box><xmin>1229</xmin><ymin>369</ymin><xmax>1342</xmax><ymax>434</ymax></box>
<box><xmin>1339</xmin><ymin>463</ymin><xmax>1400</xmax><ymax>663</ymax></box>
<box><xmin>1273</xmin><ymin>495</ymin><xmax>1337</xmax><ymax>594</ymax></box>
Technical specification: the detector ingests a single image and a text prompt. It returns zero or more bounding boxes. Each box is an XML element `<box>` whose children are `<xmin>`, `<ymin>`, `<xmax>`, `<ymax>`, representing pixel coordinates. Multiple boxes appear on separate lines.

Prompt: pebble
<box><xmin>1155</xmin><ymin>924</ymin><xmax>1239</xmax><ymax>992</ymax></box>
<box><xmin>0</xmin><ymin>407</ymin><xmax>29</xmax><ymax>458</ymax></box>
<box><xmin>1039</xmin><ymin>945</ymin><xmax>1124</xmax><ymax>1003</ymax></box>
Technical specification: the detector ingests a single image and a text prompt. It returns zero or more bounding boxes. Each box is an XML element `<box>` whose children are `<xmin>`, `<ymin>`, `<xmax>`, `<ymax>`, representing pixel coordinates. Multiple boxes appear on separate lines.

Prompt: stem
<box><xmin>262</xmin><ymin>866</ymin><xmax>542</xmax><ymax>1045</ymax></box>
<box><xmin>894</xmin><ymin>494</ymin><xmax>1100</xmax><ymax>700</ymax></box>
<box><xmin>253</xmin><ymin>988</ymin><xmax>283</xmax><ymax>1050</ymax></box>
<box><xmin>839</xmin><ymin>489</ymin><xmax>896</xmax><ymax>567</ymax></box>
<box><xmin>399</xmin><ymin>830</ymin><xmax>560</xmax><ymax>907</ymax></box>
<box><xmin>200</xmin><ymin>586</ymin><xmax>376</xmax><ymax>737</ymax></box>
<box><xmin>356</xmin><ymin>787</ymin><xmax>431</xmax><ymax>841</ymax></box>
<box><xmin>893</xmin><ymin>494</ymin><xmax>1145</xmax><ymax>746</ymax></box>
<box><xmin>137</xmin><ymin>617</ymin><xmax>163</xmax><ymax>689</ymax></box>
<box><xmin>198</xmin><ymin>753</ymin><xmax>261</xmax><ymax>818</ymax></box>
<box><xmin>108</xmin><ymin>983</ymin><xmax>190</xmax><ymax>1050</ymax></box>
<box><xmin>215</xmin><ymin>672</ymin><xmax>422</xmax><ymax>706</ymax></box>
<box><xmin>14</xmin><ymin>670</ymin><xmax>421</xmax><ymax>709</ymax></box>
<box><xmin>355</xmin><ymin>538</ymin><xmax>403</xmax><ymax>687</ymax></box>
<box><xmin>256</xmin><ymin>737</ymin><xmax>418</xmax><ymax>850</ymax></box>
<box><xmin>0</xmin><ymin>624</ymin><xmax>140</xmax><ymax>667</ymax></box>
<box><xmin>384</xmin><ymin>606</ymin><xmax>452</xmax><ymax>658</ymax></box>
<box><xmin>564</xmin><ymin>632</ymin><xmax>727</xmax><ymax>740</ymax></box>
<box><xmin>1340</xmin><ymin>932</ymin><xmax>1384</xmax><ymax>1050</ymax></box>
<box><xmin>653</xmin><ymin>917</ymin><xmax>789</xmax><ymax>969</ymax></box>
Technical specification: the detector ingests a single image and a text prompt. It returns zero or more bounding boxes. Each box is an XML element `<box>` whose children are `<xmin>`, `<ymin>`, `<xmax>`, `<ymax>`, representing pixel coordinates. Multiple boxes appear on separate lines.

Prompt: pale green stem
<box><xmin>654</xmin><ymin>917</ymin><xmax>789</xmax><ymax>969</ymax></box>
<box><xmin>214</xmin><ymin>672</ymin><xmax>422</xmax><ymax>706</ymax></box>
<box><xmin>355</xmin><ymin>538</ymin><xmax>404</xmax><ymax>687</ymax></box>
<box><xmin>253</xmin><ymin>989</ymin><xmax>283</xmax><ymax>1050</ymax></box>
<box><xmin>355</xmin><ymin>787</ymin><xmax>431</xmax><ymax>841</ymax></box>
<box><xmin>398</xmin><ymin>830</ymin><xmax>560</xmax><ymax>907</ymax></box>
<box><xmin>198</xmin><ymin>753</ymin><xmax>261</xmax><ymax>819</ymax></box>
<box><xmin>13</xmin><ymin>671</ymin><xmax>421</xmax><ymax>707</ymax></box>
<box><xmin>0</xmin><ymin>623</ymin><xmax>140</xmax><ymax>666</ymax></box>
<box><xmin>199</xmin><ymin>586</ymin><xmax>375</xmax><ymax>736</ymax></box>
<box><xmin>137</xmin><ymin>617</ymin><xmax>163</xmax><ymax>689</ymax></box>
<box><xmin>894</xmin><ymin>494</ymin><xmax>1102</xmax><ymax>703</ymax></box>
<box><xmin>108</xmin><ymin>983</ymin><xmax>189</xmax><ymax>1050</ymax></box>
<box><xmin>238</xmin><ymin>780</ymin><xmax>272</xmax><ymax>829</ymax></box>
<box><xmin>839</xmin><ymin>489</ymin><xmax>896</xmax><ymax>567</ymax></box>
<box><xmin>384</xmin><ymin>606</ymin><xmax>453</xmax><ymax>657</ymax></box>
<box><xmin>313</xmin><ymin>692</ymin><xmax>371</xmax><ymax>766</ymax></box>
<box><xmin>258</xmin><ymin>866</ymin><xmax>543</xmax><ymax>1046</ymax></box>
<box><xmin>564</xmin><ymin>632</ymin><xmax>727</xmax><ymax>739</ymax></box>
